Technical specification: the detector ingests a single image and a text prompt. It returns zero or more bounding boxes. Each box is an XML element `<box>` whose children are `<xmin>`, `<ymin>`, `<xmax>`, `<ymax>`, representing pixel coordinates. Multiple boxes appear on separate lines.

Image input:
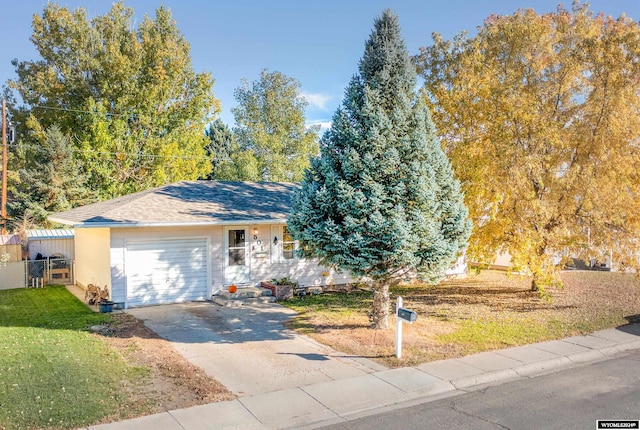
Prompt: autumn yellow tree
<box><xmin>415</xmin><ymin>3</ymin><xmax>640</xmax><ymax>291</ymax></box>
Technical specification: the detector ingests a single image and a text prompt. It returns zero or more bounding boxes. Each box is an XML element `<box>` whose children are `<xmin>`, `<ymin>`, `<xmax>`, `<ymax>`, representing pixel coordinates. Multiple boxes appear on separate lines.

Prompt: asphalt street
<box><xmin>319</xmin><ymin>349</ymin><xmax>640</xmax><ymax>430</ymax></box>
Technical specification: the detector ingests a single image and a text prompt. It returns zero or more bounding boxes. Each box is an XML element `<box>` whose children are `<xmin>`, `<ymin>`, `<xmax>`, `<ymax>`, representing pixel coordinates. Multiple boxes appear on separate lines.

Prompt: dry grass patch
<box><xmin>284</xmin><ymin>270</ymin><xmax>640</xmax><ymax>367</ymax></box>
<box><xmin>100</xmin><ymin>313</ymin><xmax>235</xmax><ymax>412</ymax></box>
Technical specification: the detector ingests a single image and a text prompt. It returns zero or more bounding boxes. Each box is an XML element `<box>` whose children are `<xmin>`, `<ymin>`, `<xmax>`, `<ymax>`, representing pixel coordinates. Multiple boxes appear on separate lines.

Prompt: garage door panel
<box><xmin>125</xmin><ymin>238</ymin><xmax>208</xmax><ymax>307</ymax></box>
<box><xmin>128</xmin><ymin>257</ymin><xmax>206</xmax><ymax>274</ymax></box>
<box><xmin>129</xmin><ymin>285</ymin><xmax>207</xmax><ymax>306</ymax></box>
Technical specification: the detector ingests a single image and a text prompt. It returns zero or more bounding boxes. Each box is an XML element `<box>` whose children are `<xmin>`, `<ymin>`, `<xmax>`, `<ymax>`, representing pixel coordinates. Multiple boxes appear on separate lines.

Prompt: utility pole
<box><xmin>1</xmin><ymin>99</ymin><xmax>7</xmax><ymax>235</ymax></box>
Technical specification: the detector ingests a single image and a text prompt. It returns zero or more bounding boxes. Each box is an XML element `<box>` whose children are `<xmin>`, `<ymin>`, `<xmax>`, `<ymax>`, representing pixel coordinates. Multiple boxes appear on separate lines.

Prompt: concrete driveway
<box><xmin>126</xmin><ymin>302</ymin><xmax>387</xmax><ymax>396</ymax></box>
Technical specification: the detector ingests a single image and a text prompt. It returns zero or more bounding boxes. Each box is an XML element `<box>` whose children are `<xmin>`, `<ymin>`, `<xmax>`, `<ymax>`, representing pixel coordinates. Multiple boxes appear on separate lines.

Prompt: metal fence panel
<box><xmin>26</xmin><ymin>260</ymin><xmax>46</xmax><ymax>287</ymax></box>
<box><xmin>0</xmin><ymin>258</ymin><xmax>74</xmax><ymax>290</ymax></box>
<box><xmin>47</xmin><ymin>258</ymin><xmax>73</xmax><ymax>285</ymax></box>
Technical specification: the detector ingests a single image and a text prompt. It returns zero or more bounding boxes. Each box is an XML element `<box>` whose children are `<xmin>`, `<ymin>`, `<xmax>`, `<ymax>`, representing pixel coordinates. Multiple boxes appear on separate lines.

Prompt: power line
<box><xmin>30</xmin><ymin>105</ymin><xmax>128</xmax><ymax>116</ymax></box>
<box><xmin>8</xmin><ymin>104</ymin><xmax>217</xmax><ymax>161</ymax></box>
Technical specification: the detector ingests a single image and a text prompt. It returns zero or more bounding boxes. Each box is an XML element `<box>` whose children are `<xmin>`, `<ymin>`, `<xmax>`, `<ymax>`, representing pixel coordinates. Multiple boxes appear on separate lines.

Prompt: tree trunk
<box><xmin>530</xmin><ymin>276</ymin><xmax>539</xmax><ymax>292</ymax></box>
<box><xmin>371</xmin><ymin>281</ymin><xmax>390</xmax><ymax>329</ymax></box>
<box><xmin>530</xmin><ymin>244</ymin><xmax>547</xmax><ymax>292</ymax></box>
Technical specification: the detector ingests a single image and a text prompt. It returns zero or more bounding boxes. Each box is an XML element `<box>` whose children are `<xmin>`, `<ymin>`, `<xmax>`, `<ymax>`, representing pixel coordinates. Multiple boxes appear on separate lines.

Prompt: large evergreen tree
<box><xmin>205</xmin><ymin>119</ymin><xmax>236</xmax><ymax>179</ymax></box>
<box><xmin>288</xmin><ymin>10</ymin><xmax>471</xmax><ymax>329</ymax></box>
<box><xmin>10</xmin><ymin>126</ymin><xmax>94</xmax><ymax>226</ymax></box>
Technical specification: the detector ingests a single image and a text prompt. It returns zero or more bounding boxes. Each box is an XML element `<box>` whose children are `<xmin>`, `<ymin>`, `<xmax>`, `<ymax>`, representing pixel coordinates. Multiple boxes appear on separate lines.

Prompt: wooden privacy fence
<box><xmin>0</xmin><ymin>234</ymin><xmax>22</xmax><ymax>262</ymax></box>
<box><xmin>0</xmin><ymin>244</ymin><xmax>21</xmax><ymax>262</ymax></box>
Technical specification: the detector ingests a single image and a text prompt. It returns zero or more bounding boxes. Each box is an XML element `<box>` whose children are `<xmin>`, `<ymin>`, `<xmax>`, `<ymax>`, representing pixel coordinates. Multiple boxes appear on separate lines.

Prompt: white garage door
<box><xmin>126</xmin><ymin>238</ymin><xmax>209</xmax><ymax>307</ymax></box>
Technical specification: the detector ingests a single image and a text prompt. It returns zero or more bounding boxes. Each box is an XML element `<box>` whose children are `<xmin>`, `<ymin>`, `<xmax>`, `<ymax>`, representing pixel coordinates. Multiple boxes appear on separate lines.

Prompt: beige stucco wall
<box><xmin>74</xmin><ymin>228</ymin><xmax>111</xmax><ymax>292</ymax></box>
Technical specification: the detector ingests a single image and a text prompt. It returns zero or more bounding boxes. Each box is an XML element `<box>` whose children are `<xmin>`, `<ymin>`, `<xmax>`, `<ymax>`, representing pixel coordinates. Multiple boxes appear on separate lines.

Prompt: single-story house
<box><xmin>49</xmin><ymin>181</ymin><xmax>353</xmax><ymax>308</ymax></box>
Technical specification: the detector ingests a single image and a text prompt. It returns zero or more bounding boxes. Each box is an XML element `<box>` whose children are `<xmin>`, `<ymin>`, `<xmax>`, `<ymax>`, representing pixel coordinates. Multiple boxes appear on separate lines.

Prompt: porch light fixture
<box><xmin>253</xmin><ymin>228</ymin><xmax>258</xmax><ymax>240</ymax></box>
<box><xmin>273</xmin><ymin>236</ymin><xmax>278</xmax><ymax>245</ymax></box>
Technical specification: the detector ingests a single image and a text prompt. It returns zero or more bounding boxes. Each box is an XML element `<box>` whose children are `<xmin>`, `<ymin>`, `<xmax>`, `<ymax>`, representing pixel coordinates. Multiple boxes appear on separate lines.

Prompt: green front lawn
<box><xmin>0</xmin><ymin>286</ymin><xmax>149</xmax><ymax>430</ymax></box>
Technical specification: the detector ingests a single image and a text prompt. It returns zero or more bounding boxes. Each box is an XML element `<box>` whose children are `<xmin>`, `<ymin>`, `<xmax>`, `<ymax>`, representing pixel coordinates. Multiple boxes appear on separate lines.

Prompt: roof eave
<box><xmin>47</xmin><ymin>216</ymin><xmax>77</xmax><ymax>227</ymax></box>
<box><xmin>47</xmin><ymin>218</ymin><xmax>291</xmax><ymax>229</ymax></box>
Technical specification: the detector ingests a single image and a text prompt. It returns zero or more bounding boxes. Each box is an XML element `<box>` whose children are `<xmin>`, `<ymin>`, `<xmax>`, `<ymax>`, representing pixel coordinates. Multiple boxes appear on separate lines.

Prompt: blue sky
<box><xmin>1</xmin><ymin>1</ymin><xmax>638</xmax><ymax>130</ymax></box>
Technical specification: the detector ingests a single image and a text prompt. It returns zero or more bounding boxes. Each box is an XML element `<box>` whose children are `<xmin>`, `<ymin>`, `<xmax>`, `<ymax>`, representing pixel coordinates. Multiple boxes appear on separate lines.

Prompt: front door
<box><xmin>224</xmin><ymin>226</ymin><xmax>250</xmax><ymax>286</ymax></box>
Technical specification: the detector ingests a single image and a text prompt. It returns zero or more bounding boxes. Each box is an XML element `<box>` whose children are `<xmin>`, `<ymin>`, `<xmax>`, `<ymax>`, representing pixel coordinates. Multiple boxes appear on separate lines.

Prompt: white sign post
<box><xmin>395</xmin><ymin>296</ymin><xmax>418</xmax><ymax>359</ymax></box>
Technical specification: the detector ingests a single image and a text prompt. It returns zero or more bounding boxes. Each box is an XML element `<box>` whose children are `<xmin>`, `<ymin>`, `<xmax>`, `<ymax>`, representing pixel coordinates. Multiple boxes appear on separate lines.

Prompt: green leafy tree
<box><xmin>232</xmin><ymin>69</ymin><xmax>319</xmax><ymax>182</ymax></box>
<box><xmin>9</xmin><ymin>2</ymin><xmax>219</xmax><ymax>199</ymax></box>
<box><xmin>414</xmin><ymin>4</ymin><xmax>640</xmax><ymax>291</ymax></box>
<box><xmin>10</xmin><ymin>126</ymin><xmax>94</xmax><ymax>226</ymax></box>
<box><xmin>204</xmin><ymin>118</ymin><xmax>260</xmax><ymax>180</ymax></box>
<box><xmin>288</xmin><ymin>10</ymin><xmax>471</xmax><ymax>329</ymax></box>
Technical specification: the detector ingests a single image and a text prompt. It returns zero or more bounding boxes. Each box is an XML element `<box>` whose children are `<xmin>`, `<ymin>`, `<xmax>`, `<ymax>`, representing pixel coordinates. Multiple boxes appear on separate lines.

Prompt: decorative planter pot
<box><xmin>260</xmin><ymin>281</ymin><xmax>276</xmax><ymax>296</ymax></box>
<box><xmin>260</xmin><ymin>281</ymin><xmax>293</xmax><ymax>300</ymax></box>
<box><xmin>98</xmin><ymin>301</ymin><xmax>115</xmax><ymax>313</ymax></box>
<box><xmin>228</xmin><ymin>285</ymin><xmax>237</xmax><ymax>293</ymax></box>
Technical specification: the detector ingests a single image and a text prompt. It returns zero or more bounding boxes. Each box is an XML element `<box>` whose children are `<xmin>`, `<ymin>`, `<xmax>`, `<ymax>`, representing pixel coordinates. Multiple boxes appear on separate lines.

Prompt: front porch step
<box><xmin>213</xmin><ymin>286</ymin><xmax>276</xmax><ymax>307</ymax></box>
<box><xmin>213</xmin><ymin>295</ymin><xmax>276</xmax><ymax>307</ymax></box>
<box><xmin>217</xmin><ymin>286</ymin><xmax>272</xmax><ymax>300</ymax></box>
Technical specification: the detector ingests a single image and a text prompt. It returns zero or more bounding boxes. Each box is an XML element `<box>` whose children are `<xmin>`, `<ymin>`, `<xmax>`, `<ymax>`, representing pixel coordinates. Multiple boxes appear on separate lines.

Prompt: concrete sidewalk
<box><xmin>87</xmin><ymin>323</ymin><xmax>640</xmax><ymax>430</ymax></box>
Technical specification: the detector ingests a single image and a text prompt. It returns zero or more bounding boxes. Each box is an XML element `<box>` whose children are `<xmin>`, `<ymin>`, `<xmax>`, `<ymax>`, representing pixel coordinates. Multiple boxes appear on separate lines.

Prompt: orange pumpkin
<box><xmin>228</xmin><ymin>285</ymin><xmax>237</xmax><ymax>293</ymax></box>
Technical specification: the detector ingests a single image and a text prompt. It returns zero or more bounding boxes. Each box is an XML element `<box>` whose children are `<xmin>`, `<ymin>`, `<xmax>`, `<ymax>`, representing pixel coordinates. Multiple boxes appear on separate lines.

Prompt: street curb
<box><xmin>451</xmin><ymin>368</ymin><xmax>521</xmax><ymax>389</ymax></box>
<box><xmin>512</xmin><ymin>356</ymin><xmax>573</xmax><ymax>377</ymax></box>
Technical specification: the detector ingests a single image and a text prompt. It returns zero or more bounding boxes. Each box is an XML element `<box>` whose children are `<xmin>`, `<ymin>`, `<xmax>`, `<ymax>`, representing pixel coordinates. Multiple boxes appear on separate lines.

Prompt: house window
<box><xmin>282</xmin><ymin>226</ymin><xmax>296</xmax><ymax>260</ymax></box>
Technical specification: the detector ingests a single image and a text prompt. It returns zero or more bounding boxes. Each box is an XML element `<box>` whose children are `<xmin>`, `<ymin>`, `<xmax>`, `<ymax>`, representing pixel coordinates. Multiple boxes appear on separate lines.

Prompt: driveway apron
<box><xmin>126</xmin><ymin>302</ymin><xmax>386</xmax><ymax>396</ymax></box>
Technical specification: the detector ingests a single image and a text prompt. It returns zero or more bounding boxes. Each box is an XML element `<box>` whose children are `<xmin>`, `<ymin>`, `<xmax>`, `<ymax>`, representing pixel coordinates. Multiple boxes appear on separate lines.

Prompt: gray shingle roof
<box><xmin>48</xmin><ymin>181</ymin><xmax>300</xmax><ymax>227</ymax></box>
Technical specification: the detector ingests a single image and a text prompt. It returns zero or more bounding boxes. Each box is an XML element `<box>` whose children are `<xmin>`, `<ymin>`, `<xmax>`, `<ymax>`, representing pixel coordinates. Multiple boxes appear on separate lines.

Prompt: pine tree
<box><xmin>204</xmin><ymin>118</ymin><xmax>261</xmax><ymax>181</ymax></box>
<box><xmin>205</xmin><ymin>119</ymin><xmax>236</xmax><ymax>180</ymax></box>
<box><xmin>10</xmin><ymin>126</ymin><xmax>94</xmax><ymax>226</ymax></box>
<box><xmin>288</xmin><ymin>10</ymin><xmax>471</xmax><ymax>329</ymax></box>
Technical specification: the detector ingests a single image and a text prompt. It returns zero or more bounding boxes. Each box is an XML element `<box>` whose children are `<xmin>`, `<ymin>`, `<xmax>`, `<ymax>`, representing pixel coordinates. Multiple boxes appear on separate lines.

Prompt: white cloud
<box><xmin>301</xmin><ymin>92</ymin><xmax>332</xmax><ymax>110</ymax></box>
<box><xmin>307</xmin><ymin>120</ymin><xmax>332</xmax><ymax>133</ymax></box>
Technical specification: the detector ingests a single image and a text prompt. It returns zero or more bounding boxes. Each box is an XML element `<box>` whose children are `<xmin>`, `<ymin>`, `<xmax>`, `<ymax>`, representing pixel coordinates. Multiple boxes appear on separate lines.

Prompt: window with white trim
<box><xmin>282</xmin><ymin>226</ymin><xmax>296</xmax><ymax>260</ymax></box>
<box><xmin>270</xmin><ymin>225</ymin><xmax>300</xmax><ymax>263</ymax></box>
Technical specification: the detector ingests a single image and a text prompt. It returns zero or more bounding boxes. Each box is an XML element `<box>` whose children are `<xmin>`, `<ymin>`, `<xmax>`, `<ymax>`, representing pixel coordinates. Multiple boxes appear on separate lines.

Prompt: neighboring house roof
<box><xmin>0</xmin><ymin>234</ymin><xmax>21</xmax><ymax>245</ymax></box>
<box><xmin>27</xmin><ymin>229</ymin><xmax>75</xmax><ymax>240</ymax></box>
<box><xmin>48</xmin><ymin>181</ymin><xmax>300</xmax><ymax>228</ymax></box>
